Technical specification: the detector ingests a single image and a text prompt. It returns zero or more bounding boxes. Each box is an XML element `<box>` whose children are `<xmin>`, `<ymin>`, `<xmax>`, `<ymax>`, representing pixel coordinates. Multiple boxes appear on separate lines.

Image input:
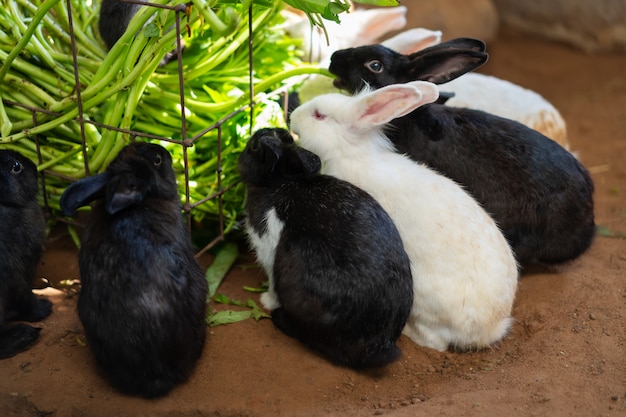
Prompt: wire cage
<box><xmin>0</xmin><ymin>0</ymin><xmax>309</xmax><ymax>256</ymax></box>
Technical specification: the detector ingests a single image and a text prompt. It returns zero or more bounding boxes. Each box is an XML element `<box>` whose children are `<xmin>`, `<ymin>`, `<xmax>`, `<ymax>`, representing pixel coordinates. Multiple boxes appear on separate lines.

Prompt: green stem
<box><xmin>0</xmin><ymin>0</ymin><xmax>59</xmax><ymax>84</ymax></box>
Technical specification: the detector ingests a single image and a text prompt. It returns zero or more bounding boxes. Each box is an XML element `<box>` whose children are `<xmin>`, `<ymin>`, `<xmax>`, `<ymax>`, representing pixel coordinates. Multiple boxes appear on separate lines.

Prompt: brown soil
<box><xmin>1</xmin><ymin>28</ymin><xmax>625</xmax><ymax>417</ymax></box>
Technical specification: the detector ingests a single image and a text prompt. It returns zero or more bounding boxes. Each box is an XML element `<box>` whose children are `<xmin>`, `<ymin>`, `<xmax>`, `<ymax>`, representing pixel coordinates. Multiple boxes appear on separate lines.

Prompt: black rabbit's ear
<box><xmin>287</xmin><ymin>147</ymin><xmax>321</xmax><ymax>179</ymax></box>
<box><xmin>436</xmin><ymin>91</ymin><xmax>456</xmax><ymax>104</ymax></box>
<box><xmin>258</xmin><ymin>134</ymin><xmax>283</xmax><ymax>173</ymax></box>
<box><xmin>424</xmin><ymin>37</ymin><xmax>486</xmax><ymax>53</ymax></box>
<box><xmin>407</xmin><ymin>48</ymin><xmax>488</xmax><ymax>84</ymax></box>
<box><xmin>60</xmin><ymin>172</ymin><xmax>110</xmax><ymax>217</ymax></box>
<box><xmin>105</xmin><ymin>174</ymin><xmax>148</xmax><ymax>215</ymax></box>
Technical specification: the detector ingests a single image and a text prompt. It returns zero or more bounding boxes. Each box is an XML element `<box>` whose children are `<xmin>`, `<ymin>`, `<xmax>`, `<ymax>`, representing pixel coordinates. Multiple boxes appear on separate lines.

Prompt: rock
<box><xmin>493</xmin><ymin>0</ymin><xmax>626</xmax><ymax>53</ymax></box>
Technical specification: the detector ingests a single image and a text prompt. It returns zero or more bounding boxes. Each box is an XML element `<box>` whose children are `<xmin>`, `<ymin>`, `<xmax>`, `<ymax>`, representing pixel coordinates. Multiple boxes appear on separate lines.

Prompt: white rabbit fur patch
<box><xmin>289</xmin><ymin>82</ymin><xmax>519</xmax><ymax>351</ymax></box>
<box><xmin>245</xmin><ymin>208</ymin><xmax>283</xmax><ymax>310</ymax></box>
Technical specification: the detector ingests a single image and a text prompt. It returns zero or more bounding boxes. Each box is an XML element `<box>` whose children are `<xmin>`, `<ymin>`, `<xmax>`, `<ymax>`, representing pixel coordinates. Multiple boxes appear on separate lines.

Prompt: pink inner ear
<box><xmin>359</xmin><ymin>88</ymin><xmax>423</xmax><ymax>126</ymax></box>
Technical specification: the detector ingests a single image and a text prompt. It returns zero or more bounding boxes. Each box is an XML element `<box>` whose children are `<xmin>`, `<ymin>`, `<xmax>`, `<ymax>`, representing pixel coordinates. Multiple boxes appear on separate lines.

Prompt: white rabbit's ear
<box><xmin>355</xmin><ymin>82</ymin><xmax>439</xmax><ymax>127</ymax></box>
<box><xmin>406</xmin><ymin>81</ymin><xmax>441</xmax><ymax>104</ymax></box>
<box><xmin>382</xmin><ymin>28</ymin><xmax>443</xmax><ymax>54</ymax></box>
<box><xmin>347</xmin><ymin>6</ymin><xmax>408</xmax><ymax>46</ymax></box>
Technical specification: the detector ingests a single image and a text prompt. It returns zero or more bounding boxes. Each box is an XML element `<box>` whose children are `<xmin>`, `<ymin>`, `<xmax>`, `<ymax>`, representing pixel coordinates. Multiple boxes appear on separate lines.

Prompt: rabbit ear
<box><xmin>382</xmin><ymin>28</ymin><xmax>443</xmax><ymax>55</ymax></box>
<box><xmin>257</xmin><ymin>134</ymin><xmax>283</xmax><ymax>173</ymax></box>
<box><xmin>60</xmin><ymin>172</ymin><xmax>110</xmax><ymax>216</ymax></box>
<box><xmin>286</xmin><ymin>146</ymin><xmax>322</xmax><ymax>179</ymax></box>
<box><xmin>421</xmin><ymin>37</ymin><xmax>486</xmax><ymax>53</ymax></box>
<box><xmin>355</xmin><ymin>81</ymin><xmax>439</xmax><ymax>127</ymax></box>
<box><xmin>406</xmin><ymin>40</ymin><xmax>488</xmax><ymax>84</ymax></box>
<box><xmin>347</xmin><ymin>6</ymin><xmax>408</xmax><ymax>46</ymax></box>
<box><xmin>105</xmin><ymin>173</ymin><xmax>149</xmax><ymax>215</ymax></box>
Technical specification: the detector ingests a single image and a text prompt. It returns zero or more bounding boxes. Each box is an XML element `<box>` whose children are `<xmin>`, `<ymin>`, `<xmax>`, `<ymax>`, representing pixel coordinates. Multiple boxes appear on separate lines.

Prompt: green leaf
<box><xmin>207</xmin><ymin>309</ymin><xmax>253</xmax><ymax>327</ymax></box>
<box><xmin>143</xmin><ymin>22</ymin><xmax>160</xmax><ymax>38</ymax></box>
<box><xmin>205</xmin><ymin>241</ymin><xmax>240</xmax><ymax>300</ymax></box>
<box><xmin>246</xmin><ymin>299</ymin><xmax>271</xmax><ymax>321</ymax></box>
<box><xmin>243</xmin><ymin>285</ymin><xmax>267</xmax><ymax>293</ymax></box>
<box><xmin>213</xmin><ymin>293</ymin><xmax>231</xmax><ymax>304</ymax></box>
<box><xmin>596</xmin><ymin>225</ymin><xmax>626</xmax><ymax>239</ymax></box>
<box><xmin>352</xmin><ymin>0</ymin><xmax>399</xmax><ymax>6</ymax></box>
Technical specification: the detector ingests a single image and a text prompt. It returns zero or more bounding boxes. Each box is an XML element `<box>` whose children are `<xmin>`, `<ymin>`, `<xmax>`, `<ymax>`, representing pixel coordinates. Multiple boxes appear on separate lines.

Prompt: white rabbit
<box><xmin>289</xmin><ymin>81</ymin><xmax>519</xmax><ymax>352</ymax></box>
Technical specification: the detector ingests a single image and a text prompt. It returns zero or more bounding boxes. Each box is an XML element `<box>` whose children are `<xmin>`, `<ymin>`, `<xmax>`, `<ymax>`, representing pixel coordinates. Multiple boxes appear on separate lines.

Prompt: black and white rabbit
<box><xmin>327</xmin><ymin>41</ymin><xmax>595</xmax><ymax>267</ymax></box>
<box><xmin>0</xmin><ymin>150</ymin><xmax>51</xmax><ymax>359</ymax></box>
<box><xmin>289</xmin><ymin>82</ymin><xmax>519</xmax><ymax>352</ymax></box>
<box><xmin>239</xmin><ymin>127</ymin><xmax>413</xmax><ymax>368</ymax></box>
<box><xmin>60</xmin><ymin>142</ymin><xmax>207</xmax><ymax>398</ymax></box>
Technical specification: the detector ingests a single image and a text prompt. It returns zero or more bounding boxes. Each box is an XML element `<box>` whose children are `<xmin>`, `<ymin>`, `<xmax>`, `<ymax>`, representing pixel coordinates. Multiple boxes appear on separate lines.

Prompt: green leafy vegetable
<box><xmin>205</xmin><ymin>242</ymin><xmax>240</xmax><ymax>300</ymax></box>
<box><xmin>207</xmin><ymin>295</ymin><xmax>270</xmax><ymax>326</ymax></box>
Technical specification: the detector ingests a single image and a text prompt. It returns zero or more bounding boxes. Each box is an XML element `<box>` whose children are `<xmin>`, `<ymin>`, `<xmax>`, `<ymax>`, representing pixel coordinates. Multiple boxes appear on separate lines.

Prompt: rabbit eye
<box><xmin>153</xmin><ymin>153</ymin><xmax>163</xmax><ymax>167</ymax></box>
<box><xmin>313</xmin><ymin>109</ymin><xmax>326</xmax><ymax>121</ymax></box>
<box><xmin>366</xmin><ymin>60</ymin><xmax>383</xmax><ymax>73</ymax></box>
<box><xmin>10</xmin><ymin>160</ymin><xmax>23</xmax><ymax>174</ymax></box>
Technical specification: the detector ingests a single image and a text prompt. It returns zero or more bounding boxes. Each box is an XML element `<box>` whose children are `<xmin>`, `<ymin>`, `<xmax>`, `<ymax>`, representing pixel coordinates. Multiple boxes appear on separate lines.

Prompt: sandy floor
<box><xmin>1</xmin><ymin>27</ymin><xmax>625</xmax><ymax>417</ymax></box>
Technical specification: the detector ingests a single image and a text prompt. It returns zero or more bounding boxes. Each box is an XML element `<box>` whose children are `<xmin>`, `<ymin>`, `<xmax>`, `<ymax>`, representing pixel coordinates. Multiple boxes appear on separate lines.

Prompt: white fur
<box><xmin>244</xmin><ymin>208</ymin><xmax>284</xmax><ymax>310</ymax></box>
<box><xmin>440</xmin><ymin>73</ymin><xmax>569</xmax><ymax>150</ymax></box>
<box><xmin>289</xmin><ymin>82</ymin><xmax>519</xmax><ymax>352</ymax></box>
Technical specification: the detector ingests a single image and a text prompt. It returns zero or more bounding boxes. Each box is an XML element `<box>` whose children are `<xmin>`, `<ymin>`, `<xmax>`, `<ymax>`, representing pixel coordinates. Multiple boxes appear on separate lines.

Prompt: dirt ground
<box><xmin>1</xmin><ymin>27</ymin><xmax>625</xmax><ymax>417</ymax></box>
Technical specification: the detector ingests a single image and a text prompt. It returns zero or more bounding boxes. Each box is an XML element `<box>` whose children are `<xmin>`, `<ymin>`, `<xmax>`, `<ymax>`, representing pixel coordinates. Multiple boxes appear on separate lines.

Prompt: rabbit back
<box><xmin>0</xmin><ymin>150</ymin><xmax>51</xmax><ymax>359</ymax></box>
<box><xmin>328</xmin><ymin>43</ymin><xmax>594</xmax><ymax>266</ymax></box>
<box><xmin>330</xmin><ymin>147</ymin><xmax>517</xmax><ymax>351</ymax></box>
<box><xmin>290</xmin><ymin>88</ymin><xmax>519</xmax><ymax>352</ymax></box>
<box><xmin>240</xmin><ymin>129</ymin><xmax>413</xmax><ymax>368</ymax></box>
<box><xmin>63</xmin><ymin>142</ymin><xmax>207</xmax><ymax>397</ymax></box>
<box><xmin>392</xmin><ymin>104</ymin><xmax>595</xmax><ymax>266</ymax></box>
<box><xmin>78</xmin><ymin>224</ymin><xmax>207</xmax><ymax>397</ymax></box>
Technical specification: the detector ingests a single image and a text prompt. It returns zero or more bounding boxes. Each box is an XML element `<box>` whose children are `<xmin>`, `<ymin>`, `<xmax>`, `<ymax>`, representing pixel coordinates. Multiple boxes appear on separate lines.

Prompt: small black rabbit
<box><xmin>60</xmin><ymin>142</ymin><xmax>207</xmax><ymax>398</ymax></box>
<box><xmin>239</xmin><ymin>127</ymin><xmax>413</xmax><ymax>368</ymax></box>
<box><xmin>98</xmin><ymin>0</ymin><xmax>142</xmax><ymax>49</ymax></box>
<box><xmin>328</xmin><ymin>40</ymin><xmax>595</xmax><ymax>267</ymax></box>
<box><xmin>0</xmin><ymin>150</ymin><xmax>51</xmax><ymax>359</ymax></box>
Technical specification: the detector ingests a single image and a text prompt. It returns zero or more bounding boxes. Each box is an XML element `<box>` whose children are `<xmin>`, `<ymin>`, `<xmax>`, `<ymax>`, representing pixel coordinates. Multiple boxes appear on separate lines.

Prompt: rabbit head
<box><xmin>60</xmin><ymin>142</ymin><xmax>177</xmax><ymax>217</ymax></box>
<box><xmin>238</xmin><ymin>127</ymin><xmax>322</xmax><ymax>187</ymax></box>
<box><xmin>329</xmin><ymin>38</ymin><xmax>487</xmax><ymax>93</ymax></box>
<box><xmin>0</xmin><ymin>150</ymin><xmax>39</xmax><ymax>207</ymax></box>
<box><xmin>289</xmin><ymin>81</ymin><xmax>440</xmax><ymax>160</ymax></box>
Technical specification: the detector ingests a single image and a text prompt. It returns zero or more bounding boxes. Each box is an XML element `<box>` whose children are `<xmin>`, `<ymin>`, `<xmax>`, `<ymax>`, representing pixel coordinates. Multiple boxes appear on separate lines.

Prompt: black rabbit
<box><xmin>0</xmin><ymin>150</ymin><xmax>51</xmax><ymax>359</ymax></box>
<box><xmin>328</xmin><ymin>40</ymin><xmax>595</xmax><ymax>267</ymax></box>
<box><xmin>60</xmin><ymin>142</ymin><xmax>207</xmax><ymax>398</ymax></box>
<box><xmin>238</xmin><ymin>127</ymin><xmax>413</xmax><ymax>368</ymax></box>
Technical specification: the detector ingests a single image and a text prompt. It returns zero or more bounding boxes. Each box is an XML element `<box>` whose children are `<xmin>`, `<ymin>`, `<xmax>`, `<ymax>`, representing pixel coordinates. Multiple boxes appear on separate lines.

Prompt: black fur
<box><xmin>239</xmin><ymin>128</ymin><xmax>413</xmax><ymax>368</ymax></box>
<box><xmin>0</xmin><ymin>150</ymin><xmax>51</xmax><ymax>359</ymax></box>
<box><xmin>60</xmin><ymin>142</ymin><xmax>207</xmax><ymax>398</ymax></box>
<box><xmin>328</xmin><ymin>41</ymin><xmax>595</xmax><ymax>267</ymax></box>
<box><xmin>330</xmin><ymin>39</ymin><xmax>487</xmax><ymax>91</ymax></box>
<box><xmin>98</xmin><ymin>0</ymin><xmax>141</xmax><ymax>49</ymax></box>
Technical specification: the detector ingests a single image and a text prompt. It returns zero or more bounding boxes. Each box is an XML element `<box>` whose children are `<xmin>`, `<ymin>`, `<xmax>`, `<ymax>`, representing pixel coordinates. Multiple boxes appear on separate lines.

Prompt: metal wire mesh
<box><xmin>9</xmin><ymin>0</ymin><xmax>278</xmax><ymax>256</ymax></box>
